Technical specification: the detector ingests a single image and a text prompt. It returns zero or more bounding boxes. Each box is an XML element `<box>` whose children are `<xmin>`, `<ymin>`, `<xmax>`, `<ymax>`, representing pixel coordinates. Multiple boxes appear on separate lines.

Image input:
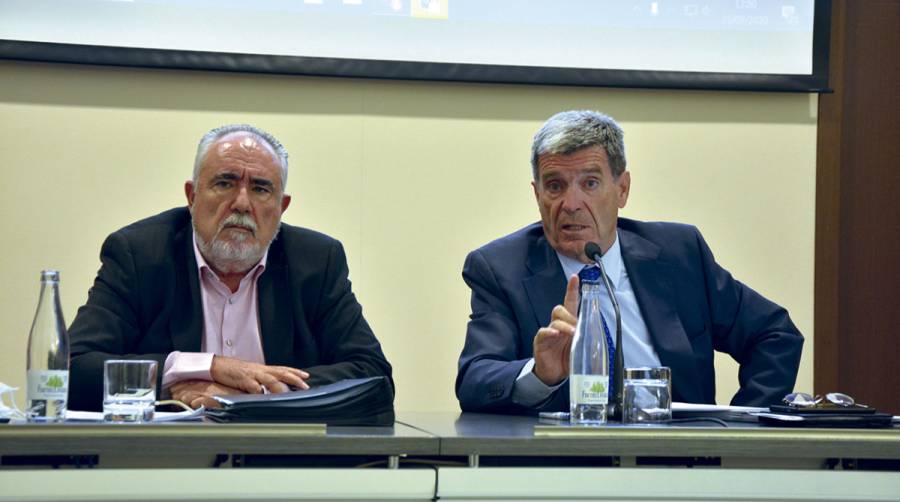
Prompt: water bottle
<box><xmin>26</xmin><ymin>270</ymin><xmax>70</xmax><ymax>422</ymax></box>
<box><xmin>569</xmin><ymin>268</ymin><xmax>609</xmax><ymax>425</ymax></box>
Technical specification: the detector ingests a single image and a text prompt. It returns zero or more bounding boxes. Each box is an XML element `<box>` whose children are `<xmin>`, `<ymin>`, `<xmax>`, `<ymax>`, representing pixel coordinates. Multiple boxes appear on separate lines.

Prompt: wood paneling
<box><xmin>815</xmin><ymin>0</ymin><xmax>900</xmax><ymax>413</ymax></box>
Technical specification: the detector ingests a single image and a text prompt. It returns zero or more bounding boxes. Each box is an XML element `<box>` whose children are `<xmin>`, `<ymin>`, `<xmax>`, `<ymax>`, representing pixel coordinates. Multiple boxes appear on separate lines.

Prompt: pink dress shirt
<box><xmin>161</xmin><ymin>234</ymin><xmax>268</xmax><ymax>388</ymax></box>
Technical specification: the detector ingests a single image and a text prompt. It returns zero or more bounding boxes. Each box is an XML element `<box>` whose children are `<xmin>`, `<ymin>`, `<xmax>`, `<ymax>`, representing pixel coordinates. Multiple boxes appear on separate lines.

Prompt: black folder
<box><xmin>205</xmin><ymin>376</ymin><xmax>394</xmax><ymax>426</ymax></box>
<box><xmin>759</xmin><ymin>404</ymin><xmax>894</xmax><ymax>428</ymax></box>
<box><xmin>757</xmin><ymin>412</ymin><xmax>894</xmax><ymax>428</ymax></box>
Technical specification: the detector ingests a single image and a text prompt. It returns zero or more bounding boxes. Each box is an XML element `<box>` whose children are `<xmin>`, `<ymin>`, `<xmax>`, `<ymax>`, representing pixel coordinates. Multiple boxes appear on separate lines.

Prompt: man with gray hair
<box><xmin>69</xmin><ymin>124</ymin><xmax>392</xmax><ymax>411</ymax></box>
<box><xmin>456</xmin><ymin>110</ymin><xmax>802</xmax><ymax>413</ymax></box>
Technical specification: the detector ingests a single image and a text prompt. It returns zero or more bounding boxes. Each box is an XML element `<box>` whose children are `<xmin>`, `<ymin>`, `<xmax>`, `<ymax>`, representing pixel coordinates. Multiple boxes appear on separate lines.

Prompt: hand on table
<box><xmin>210</xmin><ymin>356</ymin><xmax>309</xmax><ymax>395</ymax></box>
<box><xmin>169</xmin><ymin>380</ymin><xmax>242</xmax><ymax>410</ymax></box>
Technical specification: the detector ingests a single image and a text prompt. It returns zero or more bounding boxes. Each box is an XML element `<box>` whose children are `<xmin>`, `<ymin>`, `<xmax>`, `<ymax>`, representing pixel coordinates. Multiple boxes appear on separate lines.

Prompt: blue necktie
<box><xmin>578</xmin><ymin>266</ymin><xmax>616</xmax><ymax>401</ymax></box>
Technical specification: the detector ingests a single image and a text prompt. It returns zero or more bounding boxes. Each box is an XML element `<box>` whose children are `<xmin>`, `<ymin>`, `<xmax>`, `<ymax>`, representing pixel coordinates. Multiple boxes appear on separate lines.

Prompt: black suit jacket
<box><xmin>456</xmin><ymin>219</ymin><xmax>803</xmax><ymax>413</ymax></box>
<box><xmin>68</xmin><ymin>207</ymin><xmax>392</xmax><ymax>411</ymax></box>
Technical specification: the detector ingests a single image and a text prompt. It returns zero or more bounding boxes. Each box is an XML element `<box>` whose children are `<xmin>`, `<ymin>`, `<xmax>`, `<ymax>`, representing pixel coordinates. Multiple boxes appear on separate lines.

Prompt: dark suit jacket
<box><xmin>456</xmin><ymin>219</ymin><xmax>803</xmax><ymax>413</ymax></box>
<box><xmin>68</xmin><ymin>207</ymin><xmax>392</xmax><ymax>411</ymax></box>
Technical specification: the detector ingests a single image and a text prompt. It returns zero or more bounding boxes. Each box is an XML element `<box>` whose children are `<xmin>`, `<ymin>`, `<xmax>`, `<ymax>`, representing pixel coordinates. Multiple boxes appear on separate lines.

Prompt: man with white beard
<box><xmin>68</xmin><ymin>124</ymin><xmax>392</xmax><ymax>411</ymax></box>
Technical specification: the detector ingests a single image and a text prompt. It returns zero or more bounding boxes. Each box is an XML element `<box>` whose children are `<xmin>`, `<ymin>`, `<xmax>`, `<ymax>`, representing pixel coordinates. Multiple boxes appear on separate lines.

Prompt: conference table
<box><xmin>1</xmin><ymin>412</ymin><xmax>898</xmax><ymax>501</ymax></box>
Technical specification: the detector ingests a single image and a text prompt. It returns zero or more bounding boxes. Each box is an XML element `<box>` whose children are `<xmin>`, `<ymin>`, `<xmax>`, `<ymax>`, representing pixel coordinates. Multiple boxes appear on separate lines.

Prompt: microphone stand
<box><xmin>591</xmin><ymin>251</ymin><xmax>624</xmax><ymax>422</ymax></box>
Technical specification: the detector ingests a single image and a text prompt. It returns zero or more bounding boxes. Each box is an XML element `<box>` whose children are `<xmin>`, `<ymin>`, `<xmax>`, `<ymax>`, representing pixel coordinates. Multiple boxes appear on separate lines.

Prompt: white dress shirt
<box><xmin>512</xmin><ymin>232</ymin><xmax>661</xmax><ymax>407</ymax></box>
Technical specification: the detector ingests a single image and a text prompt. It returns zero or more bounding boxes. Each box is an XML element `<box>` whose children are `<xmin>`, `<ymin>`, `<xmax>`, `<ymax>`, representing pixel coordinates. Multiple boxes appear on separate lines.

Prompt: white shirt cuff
<box><xmin>511</xmin><ymin>358</ymin><xmax>566</xmax><ymax>407</ymax></box>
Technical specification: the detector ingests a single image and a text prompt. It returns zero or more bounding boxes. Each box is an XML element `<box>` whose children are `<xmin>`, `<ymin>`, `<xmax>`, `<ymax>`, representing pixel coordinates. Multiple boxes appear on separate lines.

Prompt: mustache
<box><xmin>217</xmin><ymin>213</ymin><xmax>258</xmax><ymax>236</ymax></box>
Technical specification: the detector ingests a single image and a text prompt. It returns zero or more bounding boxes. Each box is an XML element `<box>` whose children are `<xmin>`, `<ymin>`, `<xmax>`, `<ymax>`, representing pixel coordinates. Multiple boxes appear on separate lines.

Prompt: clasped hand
<box><xmin>170</xmin><ymin>356</ymin><xmax>309</xmax><ymax>409</ymax></box>
<box><xmin>532</xmin><ymin>274</ymin><xmax>579</xmax><ymax>386</ymax></box>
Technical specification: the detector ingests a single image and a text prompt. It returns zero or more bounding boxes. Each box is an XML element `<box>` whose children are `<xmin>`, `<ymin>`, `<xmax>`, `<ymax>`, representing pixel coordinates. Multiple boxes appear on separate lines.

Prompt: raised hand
<box><xmin>532</xmin><ymin>274</ymin><xmax>580</xmax><ymax>385</ymax></box>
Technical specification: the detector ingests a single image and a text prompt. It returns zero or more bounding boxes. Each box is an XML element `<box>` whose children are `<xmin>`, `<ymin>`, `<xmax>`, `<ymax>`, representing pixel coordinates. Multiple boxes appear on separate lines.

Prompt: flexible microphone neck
<box><xmin>584</xmin><ymin>241</ymin><xmax>625</xmax><ymax>421</ymax></box>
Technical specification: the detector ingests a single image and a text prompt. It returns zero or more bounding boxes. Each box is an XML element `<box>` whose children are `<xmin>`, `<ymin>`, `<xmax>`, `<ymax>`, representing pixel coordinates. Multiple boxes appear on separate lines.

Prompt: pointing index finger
<box><xmin>563</xmin><ymin>274</ymin><xmax>580</xmax><ymax>316</ymax></box>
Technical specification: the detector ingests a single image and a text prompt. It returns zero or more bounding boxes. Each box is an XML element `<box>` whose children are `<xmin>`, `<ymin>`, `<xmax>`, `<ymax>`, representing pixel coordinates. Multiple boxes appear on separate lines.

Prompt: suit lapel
<box><xmin>258</xmin><ymin>237</ymin><xmax>295</xmax><ymax>366</ymax></box>
<box><xmin>522</xmin><ymin>234</ymin><xmax>567</xmax><ymax>329</ymax></box>
<box><xmin>619</xmin><ymin>229</ymin><xmax>702</xmax><ymax>396</ymax></box>
<box><xmin>169</xmin><ymin>226</ymin><xmax>203</xmax><ymax>352</ymax></box>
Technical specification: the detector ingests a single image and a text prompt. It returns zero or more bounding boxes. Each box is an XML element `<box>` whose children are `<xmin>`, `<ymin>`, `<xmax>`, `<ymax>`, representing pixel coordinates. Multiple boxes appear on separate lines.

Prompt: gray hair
<box><xmin>193</xmin><ymin>124</ymin><xmax>289</xmax><ymax>189</ymax></box>
<box><xmin>530</xmin><ymin>110</ymin><xmax>626</xmax><ymax>181</ymax></box>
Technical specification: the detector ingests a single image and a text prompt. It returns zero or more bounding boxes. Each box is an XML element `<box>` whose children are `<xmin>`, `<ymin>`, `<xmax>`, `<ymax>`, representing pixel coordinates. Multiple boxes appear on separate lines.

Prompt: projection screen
<box><xmin>0</xmin><ymin>0</ymin><xmax>831</xmax><ymax>92</ymax></box>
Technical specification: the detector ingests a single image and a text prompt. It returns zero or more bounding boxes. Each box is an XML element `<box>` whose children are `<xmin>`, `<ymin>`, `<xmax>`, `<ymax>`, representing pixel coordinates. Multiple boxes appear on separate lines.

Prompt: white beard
<box><xmin>192</xmin><ymin>213</ymin><xmax>279</xmax><ymax>274</ymax></box>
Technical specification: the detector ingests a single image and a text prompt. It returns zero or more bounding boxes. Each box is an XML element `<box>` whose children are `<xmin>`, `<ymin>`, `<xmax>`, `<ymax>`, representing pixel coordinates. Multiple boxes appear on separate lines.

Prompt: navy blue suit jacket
<box><xmin>456</xmin><ymin>219</ymin><xmax>803</xmax><ymax>413</ymax></box>
<box><xmin>68</xmin><ymin>207</ymin><xmax>393</xmax><ymax>411</ymax></box>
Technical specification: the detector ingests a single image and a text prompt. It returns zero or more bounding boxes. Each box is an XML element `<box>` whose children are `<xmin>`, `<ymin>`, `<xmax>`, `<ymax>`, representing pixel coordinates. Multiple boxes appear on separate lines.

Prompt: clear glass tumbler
<box><xmin>623</xmin><ymin>366</ymin><xmax>672</xmax><ymax>424</ymax></box>
<box><xmin>103</xmin><ymin>359</ymin><xmax>157</xmax><ymax>423</ymax></box>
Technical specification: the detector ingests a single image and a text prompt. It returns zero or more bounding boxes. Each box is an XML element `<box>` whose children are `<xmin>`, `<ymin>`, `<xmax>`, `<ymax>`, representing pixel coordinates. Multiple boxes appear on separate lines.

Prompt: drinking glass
<box><xmin>103</xmin><ymin>359</ymin><xmax>157</xmax><ymax>423</ymax></box>
<box><xmin>623</xmin><ymin>366</ymin><xmax>672</xmax><ymax>424</ymax></box>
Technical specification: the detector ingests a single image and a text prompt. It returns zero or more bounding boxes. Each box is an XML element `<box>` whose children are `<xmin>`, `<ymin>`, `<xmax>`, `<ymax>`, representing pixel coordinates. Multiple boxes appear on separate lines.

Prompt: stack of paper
<box><xmin>672</xmin><ymin>402</ymin><xmax>766</xmax><ymax>422</ymax></box>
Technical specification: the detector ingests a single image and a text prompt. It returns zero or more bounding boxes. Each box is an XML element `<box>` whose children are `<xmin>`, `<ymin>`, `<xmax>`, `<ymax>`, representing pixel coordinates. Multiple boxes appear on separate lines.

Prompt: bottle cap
<box><xmin>578</xmin><ymin>266</ymin><xmax>601</xmax><ymax>282</ymax></box>
<box><xmin>40</xmin><ymin>270</ymin><xmax>60</xmax><ymax>282</ymax></box>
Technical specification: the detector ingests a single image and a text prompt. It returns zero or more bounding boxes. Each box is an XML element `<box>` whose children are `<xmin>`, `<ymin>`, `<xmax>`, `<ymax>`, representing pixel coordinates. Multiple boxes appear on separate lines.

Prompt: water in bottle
<box><xmin>569</xmin><ymin>268</ymin><xmax>609</xmax><ymax>425</ymax></box>
<box><xmin>26</xmin><ymin>270</ymin><xmax>70</xmax><ymax>422</ymax></box>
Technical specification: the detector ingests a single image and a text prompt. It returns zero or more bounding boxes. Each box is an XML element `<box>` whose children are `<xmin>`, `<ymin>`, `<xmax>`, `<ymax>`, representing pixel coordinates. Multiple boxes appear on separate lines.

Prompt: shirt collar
<box><xmin>555</xmin><ymin>232</ymin><xmax>623</xmax><ymax>289</ymax></box>
<box><xmin>192</xmin><ymin>231</ymin><xmax>268</xmax><ymax>284</ymax></box>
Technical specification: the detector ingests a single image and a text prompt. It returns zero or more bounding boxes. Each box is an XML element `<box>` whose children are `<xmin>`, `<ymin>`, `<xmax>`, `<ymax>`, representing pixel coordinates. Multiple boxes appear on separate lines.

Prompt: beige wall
<box><xmin>0</xmin><ymin>61</ymin><xmax>815</xmax><ymax>412</ymax></box>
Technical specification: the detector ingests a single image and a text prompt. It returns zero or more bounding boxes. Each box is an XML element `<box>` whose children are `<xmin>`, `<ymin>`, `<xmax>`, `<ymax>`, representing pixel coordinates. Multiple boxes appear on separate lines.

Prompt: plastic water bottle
<box><xmin>569</xmin><ymin>268</ymin><xmax>609</xmax><ymax>425</ymax></box>
<box><xmin>26</xmin><ymin>270</ymin><xmax>70</xmax><ymax>422</ymax></box>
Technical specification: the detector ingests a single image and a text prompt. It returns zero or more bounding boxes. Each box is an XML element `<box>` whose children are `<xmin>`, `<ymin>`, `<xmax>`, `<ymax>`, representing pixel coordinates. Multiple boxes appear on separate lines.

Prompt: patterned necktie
<box><xmin>578</xmin><ymin>265</ymin><xmax>616</xmax><ymax>401</ymax></box>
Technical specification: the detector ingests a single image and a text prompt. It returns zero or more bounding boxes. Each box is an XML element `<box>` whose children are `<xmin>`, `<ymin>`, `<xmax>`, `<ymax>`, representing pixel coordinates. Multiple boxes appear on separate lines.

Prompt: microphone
<box><xmin>584</xmin><ymin>241</ymin><xmax>624</xmax><ymax>421</ymax></box>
